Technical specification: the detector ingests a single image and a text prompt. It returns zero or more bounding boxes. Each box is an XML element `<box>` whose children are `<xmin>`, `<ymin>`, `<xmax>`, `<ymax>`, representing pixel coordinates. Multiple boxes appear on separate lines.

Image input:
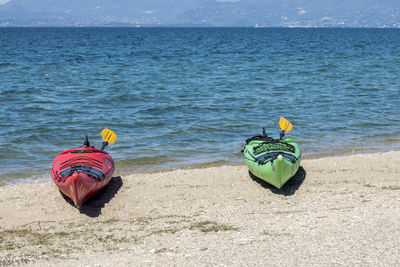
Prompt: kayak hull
<box><xmin>243</xmin><ymin>139</ymin><xmax>301</xmax><ymax>189</ymax></box>
<box><xmin>51</xmin><ymin>147</ymin><xmax>114</xmax><ymax>208</ymax></box>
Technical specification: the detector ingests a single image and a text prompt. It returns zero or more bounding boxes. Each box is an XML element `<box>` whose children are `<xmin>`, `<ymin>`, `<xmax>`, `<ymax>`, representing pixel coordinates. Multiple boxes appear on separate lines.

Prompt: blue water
<box><xmin>1</xmin><ymin>27</ymin><xmax>399</xmax><ymax>184</ymax></box>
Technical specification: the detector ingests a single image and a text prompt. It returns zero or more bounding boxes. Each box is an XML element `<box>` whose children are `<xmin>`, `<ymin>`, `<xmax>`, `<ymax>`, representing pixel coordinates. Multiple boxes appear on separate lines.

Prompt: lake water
<box><xmin>1</xmin><ymin>27</ymin><xmax>399</xmax><ymax>184</ymax></box>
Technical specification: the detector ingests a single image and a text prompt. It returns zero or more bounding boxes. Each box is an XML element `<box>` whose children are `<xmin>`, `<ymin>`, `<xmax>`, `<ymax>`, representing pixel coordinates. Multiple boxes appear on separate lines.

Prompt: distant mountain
<box><xmin>0</xmin><ymin>0</ymin><xmax>208</xmax><ymax>26</ymax></box>
<box><xmin>1</xmin><ymin>0</ymin><xmax>400</xmax><ymax>27</ymax></box>
<box><xmin>177</xmin><ymin>0</ymin><xmax>400</xmax><ymax>27</ymax></box>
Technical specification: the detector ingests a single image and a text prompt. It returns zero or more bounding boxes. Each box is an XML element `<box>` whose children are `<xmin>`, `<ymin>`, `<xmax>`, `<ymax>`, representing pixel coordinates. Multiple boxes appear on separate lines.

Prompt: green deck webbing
<box><xmin>253</xmin><ymin>141</ymin><xmax>295</xmax><ymax>155</ymax></box>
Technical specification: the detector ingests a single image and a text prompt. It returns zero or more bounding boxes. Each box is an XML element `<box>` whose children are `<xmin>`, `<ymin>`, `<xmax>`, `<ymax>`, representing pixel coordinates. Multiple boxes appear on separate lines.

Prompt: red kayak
<box><xmin>51</xmin><ymin>129</ymin><xmax>117</xmax><ymax>208</ymax></box>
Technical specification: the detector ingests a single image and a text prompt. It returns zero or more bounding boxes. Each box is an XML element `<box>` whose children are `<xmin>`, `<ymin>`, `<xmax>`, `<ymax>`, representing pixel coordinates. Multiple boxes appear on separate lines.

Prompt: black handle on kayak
<box><xmin>83</xmin><ymin>135</ymin><xmax>94</xmax><ymax>148</ymax></box>
<box><xmin>101</xmin><ymin>141</ymin><xmax>108</xmax><ymax>150</ymax></box>
<box><xmin>280</xmin><ymin>130</ymin><xmax>285</xmax><ymax>140</ymax></box>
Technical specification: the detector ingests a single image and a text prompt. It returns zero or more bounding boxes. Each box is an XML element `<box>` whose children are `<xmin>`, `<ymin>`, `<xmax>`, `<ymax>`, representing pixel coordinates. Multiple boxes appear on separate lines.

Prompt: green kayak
<box><xmin>243</xmin><ymin>117</ymin><xmax>301</xmax><ymax>189</ymax></box>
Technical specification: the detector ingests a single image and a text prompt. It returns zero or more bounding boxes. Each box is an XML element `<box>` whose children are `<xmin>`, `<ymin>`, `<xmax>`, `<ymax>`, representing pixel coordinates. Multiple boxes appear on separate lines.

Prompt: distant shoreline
<box><xmin>2</xmin><ymin>26</ymin><xmax>400</xmax><ymax>29</ymax></box>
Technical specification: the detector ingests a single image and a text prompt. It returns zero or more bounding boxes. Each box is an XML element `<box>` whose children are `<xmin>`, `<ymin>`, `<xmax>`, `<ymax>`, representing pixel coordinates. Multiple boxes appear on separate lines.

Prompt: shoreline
<box><xmin>1</xmin><ymin>150</ymin><xmax>400</xmax><ymax>266</ymax></box>
<box><xmin>1</xmin><ymin>146</ymin><xmax>400</xmax><ymax>186</ymax></box>
<box><xmin>107</xmin><ymin>145</ymin><xmax>400</xmax><ymax>178</ymax></box>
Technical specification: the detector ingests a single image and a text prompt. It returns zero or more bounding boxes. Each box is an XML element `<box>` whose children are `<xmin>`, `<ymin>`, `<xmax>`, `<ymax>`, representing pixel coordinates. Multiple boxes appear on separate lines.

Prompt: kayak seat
<box><xmin>254</xmin><ymin>152</ymin><xmax>298</xmax><ymax>165</ymax></box>
<box><xmin>253</xmin><ymin>141</ymin><xmax>296</xmax><ymax>155</ymax></box>
<box><xmin>70</xmin><ymin>150</ymin><xmax>94</xmax><ymax>153</ymax></box>
<box><xmin>60</xmin><ymin>166</ymin><xmax>106</xmax><ymax>181</ymax></box>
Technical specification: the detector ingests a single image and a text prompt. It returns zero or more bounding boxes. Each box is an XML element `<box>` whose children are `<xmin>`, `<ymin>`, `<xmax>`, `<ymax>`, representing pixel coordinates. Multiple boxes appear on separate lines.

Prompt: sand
<box><xmin>0</xmin><ymin>151</ymin><xmax>400</xmax><ymax>266</ymax></box>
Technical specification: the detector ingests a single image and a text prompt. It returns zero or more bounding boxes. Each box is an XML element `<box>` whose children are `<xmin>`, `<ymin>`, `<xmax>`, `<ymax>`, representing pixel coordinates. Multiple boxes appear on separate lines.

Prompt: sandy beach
<box><xmin>1</xmin><ymin>151</ymin><xmax>400</xmax><ymax>266</ymax></box>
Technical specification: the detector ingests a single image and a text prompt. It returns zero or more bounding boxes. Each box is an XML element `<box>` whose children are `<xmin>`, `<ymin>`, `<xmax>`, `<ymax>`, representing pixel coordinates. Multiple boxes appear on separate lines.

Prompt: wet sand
<box><xmin>1</xmin><ymin>151</ymin><xmax>399</xmax><ymax>266</ymax></box>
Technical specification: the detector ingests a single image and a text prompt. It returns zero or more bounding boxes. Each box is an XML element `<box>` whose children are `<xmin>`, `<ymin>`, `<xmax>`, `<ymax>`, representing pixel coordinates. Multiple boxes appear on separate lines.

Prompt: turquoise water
<box><xmin>1</xmin><ymin>27</ymin><xmax>399</xmax><ymax>184</ymax></box>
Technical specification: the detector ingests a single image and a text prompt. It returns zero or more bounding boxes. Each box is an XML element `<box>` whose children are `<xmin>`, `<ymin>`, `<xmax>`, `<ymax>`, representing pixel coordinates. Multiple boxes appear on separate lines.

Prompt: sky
<box><xmin>0</xmin><ymin>0</ymin><xmax>10</xmax><ymax>4</ymax></box>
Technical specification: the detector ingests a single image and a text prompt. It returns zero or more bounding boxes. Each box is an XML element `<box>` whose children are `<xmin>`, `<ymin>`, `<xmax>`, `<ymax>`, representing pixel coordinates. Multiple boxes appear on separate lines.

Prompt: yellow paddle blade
<box><xmin>279</xmin><ymin>117</ymin><xmax>293</xmax><ymax>132</ymax></box>
<box><xmin>101</xmin><ymin>129</ymin><xmax>117</xmax><ymax>145</ymax></box>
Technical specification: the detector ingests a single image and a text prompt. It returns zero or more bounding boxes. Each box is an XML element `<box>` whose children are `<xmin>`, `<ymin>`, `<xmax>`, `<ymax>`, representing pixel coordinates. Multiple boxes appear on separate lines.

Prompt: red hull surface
<box><xmin>51</xmin><ymin>147</ymin><xmax>115</xmax><ymax>208</ymax></box>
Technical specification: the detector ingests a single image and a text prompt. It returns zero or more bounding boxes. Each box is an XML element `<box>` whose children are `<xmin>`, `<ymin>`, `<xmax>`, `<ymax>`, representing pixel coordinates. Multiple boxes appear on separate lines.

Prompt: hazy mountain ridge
<box><xmin>176</xmin><ymin>0</ymin><xmax>400</xmax><ymax>27</ymax></box>
<box><xmin>1</xmin><ymin>0</ymin><xmax>400</xmax><ymax>27</ymax></box>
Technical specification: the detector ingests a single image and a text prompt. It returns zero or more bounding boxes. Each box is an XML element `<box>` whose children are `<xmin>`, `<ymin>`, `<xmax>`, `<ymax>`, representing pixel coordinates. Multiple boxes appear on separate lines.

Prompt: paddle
<box><xmin>101</xmin><ymin>128</ymin><xmax>117</xmax><ymax>150</ymax></box>
<box><xmin>279</xmin><ymin>117</ymin><xmax>293</xmax><ymax>140</ymax></box>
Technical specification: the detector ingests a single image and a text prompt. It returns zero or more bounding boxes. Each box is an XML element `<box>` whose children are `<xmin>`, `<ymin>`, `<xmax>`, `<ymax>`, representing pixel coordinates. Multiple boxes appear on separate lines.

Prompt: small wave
<box><xmin>190</xmin><ymin>160</ymin><xmax>228</xmax><ymax>169</ymax></box>
<box><xmin>115</xmin><ymin>155</ymin><xmax>177</xmax><ymax>168</ymax></box>
<box><xmin>0</xmin><ymin>170</ymin><xmax>49</xmax><ymax>185</ymax></box>
<box><xmin>303</xmin><ymin>146</ymin><xmax>400</xmax><ymax>159</ymax></box>
<box><xmin>0</xmin><ymin>62</ymin><xmax>17</xmax><ymax>67</ymax></box>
